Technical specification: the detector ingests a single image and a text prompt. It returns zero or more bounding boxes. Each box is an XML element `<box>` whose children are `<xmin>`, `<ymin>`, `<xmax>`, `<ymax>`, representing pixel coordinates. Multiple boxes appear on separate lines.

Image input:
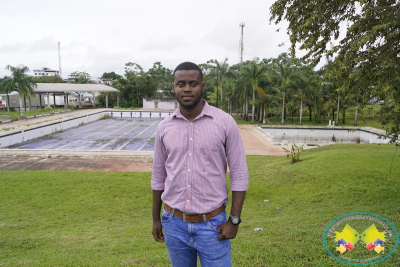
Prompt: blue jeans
<box><xmin>161</xmin><ymin>207</ymin><xmax>231</xmax><ymax>267</ymax></box>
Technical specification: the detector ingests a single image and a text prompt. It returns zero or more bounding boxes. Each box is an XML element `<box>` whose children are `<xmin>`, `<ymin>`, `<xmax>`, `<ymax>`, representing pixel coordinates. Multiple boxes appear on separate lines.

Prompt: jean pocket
<box><xmin>206</xmin><ymin>211</ymin><xmax>227</xmax><ymax>232</ymax></box>
<box><xmin>161</xmin><ymin>207</ymin><xmax>173</xmax><ymax>223</ymax></box>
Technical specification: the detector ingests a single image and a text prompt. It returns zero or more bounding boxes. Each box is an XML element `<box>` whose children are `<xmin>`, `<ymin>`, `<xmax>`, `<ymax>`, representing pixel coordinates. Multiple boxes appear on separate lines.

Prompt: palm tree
<box><xmin>257</xmin><ymin>85</ymin><xmax>279</xmax><ymax>124</ymax></box>
<box><xmin>270</xmin><ymin>54</ymin><xmax>302</xmax><ymax>124</ymax></box>
<box><xmin>5</xmin><ymin>65</ymin><xmax>36</xmax><ymax>116</ymax></box>
<box><xmin>0</xmin><ymin>76</ymin><xmax>13</xmax><ymax>112</ymax></box>
<box><xmin>240</xmin><ymin>60</ymin><xmax>268</xmax><ymax>123</ymax></box>
<box><xmin>296</xmin><ymin>67</ymin><xmax>320</xmax><ymax>125</ymax></box>
<box><xmin>207</xmin><ymin>58</ymin><xmax>229</xmax><ymax>109</ymax></box>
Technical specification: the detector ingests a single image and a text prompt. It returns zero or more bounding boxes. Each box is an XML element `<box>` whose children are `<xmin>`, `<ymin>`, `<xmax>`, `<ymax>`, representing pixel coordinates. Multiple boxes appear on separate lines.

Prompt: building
<box><xmin>97</xmin><ymin>78</ymin><xmax>115</xmax><ymax>85</ymax></box>
<box><xmin>0</xmin><ymin>83</ymin><xmax>118</xmax><ymax>110</ymax></box>
<box><xmin>0</xmin><ymin>91</ymin><xmax>45</xmax><ymax>110</ymax></box>
<box><xmin>33</xmin><ymin>68</ymin><xmax>60</xmax><ymax>77</ymax></box>
<box><xmin>143</xmin><ymin>98</ymin><xmax>178</xmax><ymax>110</ymax></box>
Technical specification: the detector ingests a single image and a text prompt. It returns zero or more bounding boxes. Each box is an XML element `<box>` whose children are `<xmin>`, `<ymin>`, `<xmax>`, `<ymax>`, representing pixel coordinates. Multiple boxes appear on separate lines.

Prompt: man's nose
<box><xmin>183</xmin><ymin>84</ymin><xmax>192</xmax><ymax>92</ymax></box>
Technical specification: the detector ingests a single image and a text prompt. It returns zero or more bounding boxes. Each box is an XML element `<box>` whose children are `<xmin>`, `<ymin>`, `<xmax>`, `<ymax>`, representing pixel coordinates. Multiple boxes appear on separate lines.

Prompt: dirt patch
<box><xmin>0</xmin><ymin>156</ymin><xmax>153</xmax><ymax>172</ymax></box>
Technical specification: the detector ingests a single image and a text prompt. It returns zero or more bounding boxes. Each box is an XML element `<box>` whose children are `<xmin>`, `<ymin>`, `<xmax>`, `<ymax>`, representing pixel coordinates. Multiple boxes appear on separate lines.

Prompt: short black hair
<box><xmin>173</xmin><ymin>62</ymin><xmax>203</xmax><ymax>81</ymax></box>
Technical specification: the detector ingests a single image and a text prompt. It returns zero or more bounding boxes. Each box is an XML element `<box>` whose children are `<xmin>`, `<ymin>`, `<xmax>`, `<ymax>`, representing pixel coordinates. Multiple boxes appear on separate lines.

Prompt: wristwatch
<box><xmin>228</xmin><ymin>215</ymin><xmax>241</xmax><ymax>226</ymax></box>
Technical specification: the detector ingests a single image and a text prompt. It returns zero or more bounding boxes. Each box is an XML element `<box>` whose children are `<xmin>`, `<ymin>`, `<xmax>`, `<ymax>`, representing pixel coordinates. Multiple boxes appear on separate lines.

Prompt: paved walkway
<box><xmin>238</xmin><ymin>125</ymin><xmax>289</xmax><ymax>156</ymax></box>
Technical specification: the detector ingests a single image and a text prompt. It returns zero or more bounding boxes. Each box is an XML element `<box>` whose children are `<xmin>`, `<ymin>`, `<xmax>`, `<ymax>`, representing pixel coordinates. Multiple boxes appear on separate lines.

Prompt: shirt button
<box><xmin>187</xmin><ymin>200</ymin><xmax>190</xmax><ymax>203</ymax></box>
<box><xmin>189</xmin><ymin>138</ymin><xmax>192</xmax><ymax>141</ymax></box>
<box><xmin>191</xmin><ymin>122</ymin><xmax>193</xmax><ymax>125</ymax></box>
<box><xmin>189</xmin><ymin>153</ymin><xmax>192</xmax><ymax>156</ymax></box>
<box><xmin>188</xmin><ymin>185</ymin><xmax>190</xmax><ymax>188</ymax></box>
<box><xmin>188</xmin><ymin>169</ymin><xmax>191</xmax><ymax>172</ymax></box>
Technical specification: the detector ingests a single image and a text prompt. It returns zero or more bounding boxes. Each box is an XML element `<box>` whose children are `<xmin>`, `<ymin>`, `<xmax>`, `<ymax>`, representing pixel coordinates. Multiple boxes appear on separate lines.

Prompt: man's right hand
<box><xmin>152</xmin><ymin>220</ymin><xmax>165</xmax><ymax>242</ymax></box>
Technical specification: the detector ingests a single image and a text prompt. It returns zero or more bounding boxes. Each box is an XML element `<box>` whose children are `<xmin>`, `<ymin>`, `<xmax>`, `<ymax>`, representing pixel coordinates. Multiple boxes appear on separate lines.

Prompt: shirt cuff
<box><xmin>151</xmin><ymin>181</ymin><xmax>165</xmax><ymax>191</ymax></box>
<box><xmin>230</xmin><ymin>181</ymin><xmax>249</xmax><ymax>191</ymax></box>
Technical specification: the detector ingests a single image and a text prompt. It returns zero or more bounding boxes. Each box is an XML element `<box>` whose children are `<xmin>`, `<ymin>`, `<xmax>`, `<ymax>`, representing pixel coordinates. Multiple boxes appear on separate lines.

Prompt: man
<box><xmin>151</xmin><ymin>62</ymin><xmax>249</xmax><ymax>266</ymax></box>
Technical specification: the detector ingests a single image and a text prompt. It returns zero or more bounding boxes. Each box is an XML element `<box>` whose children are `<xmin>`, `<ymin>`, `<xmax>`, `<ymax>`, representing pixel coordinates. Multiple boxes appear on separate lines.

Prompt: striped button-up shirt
<box><xmin>151</xmin><ymin>101</ymin><xmax>249</xmax><ymax>214</ymax></box>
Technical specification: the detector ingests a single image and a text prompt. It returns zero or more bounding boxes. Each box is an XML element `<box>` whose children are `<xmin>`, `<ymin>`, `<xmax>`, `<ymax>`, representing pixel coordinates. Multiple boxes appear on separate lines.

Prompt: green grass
<box><xmin>0</xmin><ymin>144</ymin><xmax>399</xmax><ymax>266</ymax></box>
<box><xmin>0</xmin><ymin>108</ymin><xmax>68</xmax><ymax>121</ymax></box>
<box><xmin>112</xmin><ymin>106</ymin><xmax>141</xmax><ymax>110</ymax></box>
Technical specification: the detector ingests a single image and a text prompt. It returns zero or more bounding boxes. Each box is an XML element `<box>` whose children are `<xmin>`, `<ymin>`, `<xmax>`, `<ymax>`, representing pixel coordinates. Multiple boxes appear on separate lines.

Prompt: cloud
<box><xmin>0</xmin><ymin>36</ymin><xmax>57</xmax><ymax>54</ymax></box>
<box><xmin>0</xmin><ymin>42</ymin><xmax>26</xmax><ymax>53</ymax></box>
<box><xmin>30</xmin><ymin>36</ymin><xmax>58</xmax><ymax>53</ymax></box>
<box><xmin>0</xmin><ymin>0</ymin><xmax>313</xmax><ymax>78</ymax></box>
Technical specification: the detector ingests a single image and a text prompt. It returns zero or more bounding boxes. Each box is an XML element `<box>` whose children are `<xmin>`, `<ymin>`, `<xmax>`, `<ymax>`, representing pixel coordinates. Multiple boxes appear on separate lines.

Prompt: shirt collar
<box><xmin>173</xmin><ymin>100</ymin><xmax>214</xmax><ymax>120</ymax></box>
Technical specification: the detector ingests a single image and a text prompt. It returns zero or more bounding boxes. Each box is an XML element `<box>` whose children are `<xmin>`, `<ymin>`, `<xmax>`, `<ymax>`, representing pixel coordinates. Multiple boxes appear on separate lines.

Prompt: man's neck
<box><xmin>180</xmin><ymin>100</ymin><xmax>205</xmax><ymax>122</ymax></box>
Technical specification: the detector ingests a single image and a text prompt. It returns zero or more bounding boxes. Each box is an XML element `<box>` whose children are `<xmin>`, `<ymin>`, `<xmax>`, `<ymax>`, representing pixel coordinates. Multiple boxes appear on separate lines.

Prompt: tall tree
<box><xmin>270</xmin><ymin>0</ymin><xmax>400</xmax><ymax>141</ymax></box>
<box><xmin>147</xmin><ymin>62</ymin><xmax>173</xmax><ymax>98</ymax></box>
<box><xmin>270</xmin><ymin>54</ymin><xmax>302</xmax><ymax>124</ymax></box>
<box><xmin>0</xmin><ymin>76</ymin><xmax>13</xmax><ymax>112</ymax></box>
<box><xmin>101</xmin><ymin>72</ymin><xmax>121</xmax><ymax>80</ymax></box>
<box><xmin>207</xmin><ymin>58</ymin><xmax>230</xmax><ymax>109</ymax></box>
<box><xmin>293</xmin><ymin>64</ymin><xmax>320</xmax><ymax>125</ymax></box>
<box><xmin>68</xmin><ymin>71</ymin><xmax>91</xmax><ymax>84</ymax></box>
<box><xmin>4</xmin><ymin>65</ymin><xmax>36</xmax><ymax>115</ymax></box>
<box><xmin>118</xmin><ymin>62</ymin><xmax>157</xmax><ymax>107</ymax></box>
<box><xmin>33</xmin><ymin>75</ymin><xmax>64</xmax><ymax>83</ymax></box>
<box><xmin>240</xmin><ymin>59</ymin><xmax>268</xmax><ymax>124</ymax></box>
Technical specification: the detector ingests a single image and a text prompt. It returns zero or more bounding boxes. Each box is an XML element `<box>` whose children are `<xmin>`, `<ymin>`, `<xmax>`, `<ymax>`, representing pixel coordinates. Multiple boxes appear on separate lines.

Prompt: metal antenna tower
<box><xmin>58</xmin><ymin>42</ymin><xmax>62</xmax><ymax>78</ymax></box>
<box><xmin>239</xmin><ymin>22</ymin><xmax>245</xmax><ymax>63</ymax></box>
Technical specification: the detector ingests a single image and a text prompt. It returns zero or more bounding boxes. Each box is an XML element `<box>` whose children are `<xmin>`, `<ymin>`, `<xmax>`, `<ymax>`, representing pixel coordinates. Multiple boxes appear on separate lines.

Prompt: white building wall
<box><xmin>44</xmin><ymin>95</ymin><xmax>65</xmax><ymax>106</ymax></box>
<box><xmin>33</xmin><ymin>68</ymin><xmax>59</xmax><ymax>77</ymax></box>
<box><xmin>143</xmin><ymin>98</ymin><xmax>178</xmax><ymax>110</ymax></box>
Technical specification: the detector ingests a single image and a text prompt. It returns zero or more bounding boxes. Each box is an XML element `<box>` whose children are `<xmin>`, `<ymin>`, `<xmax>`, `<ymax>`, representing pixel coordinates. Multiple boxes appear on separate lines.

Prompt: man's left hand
<box><xmin>217</xmin><ymin>221</ymin><xmax>239</xmax><ymax>241</ymax></box>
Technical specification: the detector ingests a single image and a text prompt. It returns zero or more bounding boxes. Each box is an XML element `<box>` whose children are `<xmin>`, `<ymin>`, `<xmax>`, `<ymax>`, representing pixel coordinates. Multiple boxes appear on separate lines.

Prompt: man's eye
<box><xmin>178</xmin><ymin>83</ymin><xmax>184</xmax><ymax>87</ymax></box>
<box><xmin>191</xmin><ymin>82</ymin><xmax>197</xmax><ymax>86</ymax></box>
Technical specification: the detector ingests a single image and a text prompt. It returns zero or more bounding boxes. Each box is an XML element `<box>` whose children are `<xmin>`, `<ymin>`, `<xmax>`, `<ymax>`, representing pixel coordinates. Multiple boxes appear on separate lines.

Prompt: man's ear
<box><xmin>171</xmin><ymin>83</ymin><xmax>176</xmax><ymax>95</ymax></box>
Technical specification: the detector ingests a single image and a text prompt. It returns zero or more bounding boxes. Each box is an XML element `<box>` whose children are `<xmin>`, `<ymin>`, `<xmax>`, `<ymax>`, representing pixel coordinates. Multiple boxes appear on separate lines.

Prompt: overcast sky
<box><xmin>0</xmin><ymin>0</ymin><xmax>300</xmax><ymax>79</ymax></box>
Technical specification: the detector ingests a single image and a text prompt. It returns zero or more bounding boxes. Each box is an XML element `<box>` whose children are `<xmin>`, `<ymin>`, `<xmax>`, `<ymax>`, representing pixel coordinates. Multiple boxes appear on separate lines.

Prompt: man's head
<box><xmin>172</xmin><ymin>62</ymin><xmax>204</xmax><ymax>111</ymax></box>
<box><xmin>173</xmin><ymin>62</ymin><xmax>203</xmax><ymax>82</ymax></box>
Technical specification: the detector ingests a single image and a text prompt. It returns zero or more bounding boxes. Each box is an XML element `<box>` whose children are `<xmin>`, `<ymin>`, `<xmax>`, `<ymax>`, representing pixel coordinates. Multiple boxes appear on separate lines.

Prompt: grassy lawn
<box><xmin>0</xmin><ymin>144</ymin><xmax>399</xmax><ymax>266</ymax></box>
<box><xmin>112</xmin><ymin>107</ymin><xmax>141</xmax><ymax>110</ymax></box>
<box><xmin>0</xmin><ymin>108</ymin><xmax>69</xmax><ymax>121</ymax></box>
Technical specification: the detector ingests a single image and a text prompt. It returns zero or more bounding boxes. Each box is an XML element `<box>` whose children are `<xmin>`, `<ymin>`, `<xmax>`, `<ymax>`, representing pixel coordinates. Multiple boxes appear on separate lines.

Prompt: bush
<box><xmin>66</xmin><ymin>103</ymin><xmax>76</xmax><ymax>110</ymax></box>
<box><xmin>283</xmin><ymin>143</ymin><xmax>304</xmax><ymax>164</ymax></box>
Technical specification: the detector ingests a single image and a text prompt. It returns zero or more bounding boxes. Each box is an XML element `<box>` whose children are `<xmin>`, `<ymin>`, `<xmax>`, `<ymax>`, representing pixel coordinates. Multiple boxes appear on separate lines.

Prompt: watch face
<box><xmin>231</xmin><ymin>216</ymin><xmax>239</xmax><ymax>224</ymax></box>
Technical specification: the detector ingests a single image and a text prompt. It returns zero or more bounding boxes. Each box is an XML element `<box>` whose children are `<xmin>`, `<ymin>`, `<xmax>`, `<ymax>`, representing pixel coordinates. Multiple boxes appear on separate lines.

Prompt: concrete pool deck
<box><xmin>0</xmin><ymin>108</ymin><xmax>111</xmax><ymax>134</ymax></box>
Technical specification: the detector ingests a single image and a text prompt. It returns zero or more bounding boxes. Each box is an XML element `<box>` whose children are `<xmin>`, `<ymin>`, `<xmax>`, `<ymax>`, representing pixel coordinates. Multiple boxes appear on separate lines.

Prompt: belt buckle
<box><xmin>182</xmin><ymin>213</ymin><xmax>197</xmax><ymax>222</ymax></box>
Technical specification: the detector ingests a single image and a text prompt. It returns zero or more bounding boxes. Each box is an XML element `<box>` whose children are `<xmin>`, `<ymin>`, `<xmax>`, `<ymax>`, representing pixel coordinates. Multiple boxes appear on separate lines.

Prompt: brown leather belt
<box><xmin>164</xmin><ymin>203</ymin><xmax>226</xmax><ymax>223</ymax></box>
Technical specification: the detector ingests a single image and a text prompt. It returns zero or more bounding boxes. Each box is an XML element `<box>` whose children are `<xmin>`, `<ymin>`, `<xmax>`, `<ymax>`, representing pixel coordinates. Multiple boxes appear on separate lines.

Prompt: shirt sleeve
<box><xmin>225</xmin><ymin>116</ymin><xmax>249</xmax><ymax>191</ymax></box>
<box><xmin>151</xmin><ymin>124</ymin><xmax>167</xmax><ymax>190</ymax></box>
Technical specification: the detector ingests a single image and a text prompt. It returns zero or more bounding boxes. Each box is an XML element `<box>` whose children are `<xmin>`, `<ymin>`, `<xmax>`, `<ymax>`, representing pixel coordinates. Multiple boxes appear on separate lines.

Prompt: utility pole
<box><xmin>239</xmin><ymin>22</ymin><xmax>246</xmax><ymax>120</ymax></box>
<box><xmin>58</xmin><ymin>42</ymin><xmax>62</xmax><ymax>78</ymax></box>
<box><xmin>216</xmin><ymin>69</ymin><xmax>219</xmax><ymax>108</ymax></box>
<box><xmin>239</xmin><ymin>22</ymin><xmax>245</xmax><ymax>63</ymax></box>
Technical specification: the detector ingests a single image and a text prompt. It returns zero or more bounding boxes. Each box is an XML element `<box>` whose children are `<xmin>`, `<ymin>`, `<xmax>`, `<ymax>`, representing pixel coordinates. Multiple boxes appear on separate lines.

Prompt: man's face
<box><xmin>172</xmin><ymin>70</ymin><xmax>204</xmax><ymax>110</ymax></box>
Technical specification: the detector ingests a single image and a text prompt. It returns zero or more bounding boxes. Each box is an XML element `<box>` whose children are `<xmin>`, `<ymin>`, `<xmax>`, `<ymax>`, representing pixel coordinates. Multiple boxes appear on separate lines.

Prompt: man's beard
<box><xmin>177</xmin><ymin>95</ymin><xmax>202</xmax><ymax>110</ymax></box>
